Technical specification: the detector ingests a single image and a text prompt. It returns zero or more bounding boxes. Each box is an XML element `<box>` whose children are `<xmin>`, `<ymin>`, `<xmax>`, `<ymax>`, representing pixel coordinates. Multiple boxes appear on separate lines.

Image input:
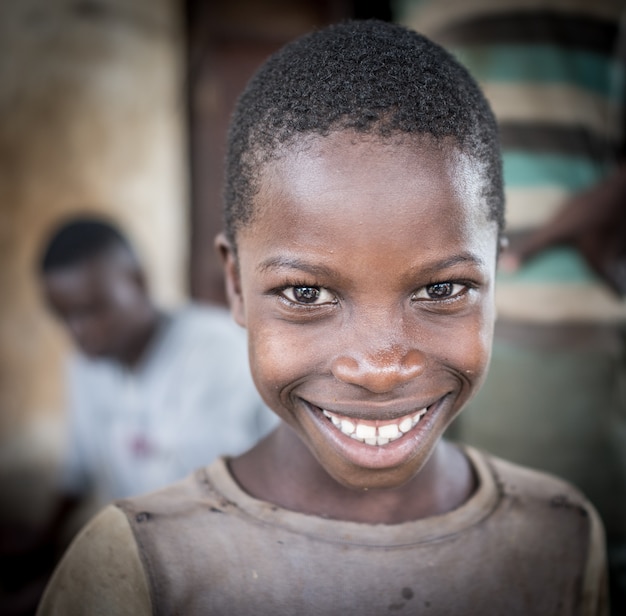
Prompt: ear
<box><xmin>215</xmin><ymin>233</ymin><xmax>246</xmax><ymax>327</ymax></box>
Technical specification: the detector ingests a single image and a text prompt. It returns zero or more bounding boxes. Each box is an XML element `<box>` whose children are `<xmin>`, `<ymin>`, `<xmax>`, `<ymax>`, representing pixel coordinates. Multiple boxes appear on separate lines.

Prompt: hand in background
<box><xmin>500</xmin><ymin>165</ymin><xmax>626</xmax><ymax>297</ymax></box>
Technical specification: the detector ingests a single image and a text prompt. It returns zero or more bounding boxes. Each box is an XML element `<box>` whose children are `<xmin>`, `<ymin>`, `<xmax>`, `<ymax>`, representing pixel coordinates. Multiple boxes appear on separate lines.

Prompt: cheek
<box><xmin>447</xmin><ymin>309</ymin><xmax>495</xmax><ymax>388</ymax></box>
<box><xmin>248</xmin><ymin>324</ymin><xmax>283</xmax><ymax>392</ymax></box>
<box><xmin>459</xmin><ymin>327</ymin><xmax>492</xmax><ymax>378</ymax></box>
<box><xmin>247</xmin><ymin>320</ymin><xmax>315</xmax><ymax>404</ymax></box>
<box><xmin>109</xmin><ymin>283</ymin><xmax>140</xmax><ymax>309</ymax></box>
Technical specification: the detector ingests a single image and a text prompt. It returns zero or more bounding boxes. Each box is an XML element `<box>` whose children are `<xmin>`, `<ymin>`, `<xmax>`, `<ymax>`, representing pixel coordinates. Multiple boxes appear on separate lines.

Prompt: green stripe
<box><xmin>452</xmin><ymin>45</ymin><xmax>622</xmax><ymax>100</ymax></box>
<box><xmin>498</xmin><ymin>247</ymin><xmax>598</xmax><ymax>283</ymax></box>
<box><xmin>502</xmin><ymin>152</ymin><xmax>609</xmax><ymax>191</ymax></box>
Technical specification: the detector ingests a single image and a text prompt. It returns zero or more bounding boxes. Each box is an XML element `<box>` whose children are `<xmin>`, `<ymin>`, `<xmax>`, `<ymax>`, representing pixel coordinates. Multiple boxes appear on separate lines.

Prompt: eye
<box><xmin>412</xmin><ymin>282</ymin><xmax>466</xmax><ymax>301</ymax></box>
<box><xmin>281</xmin><ymin>285</ymin><xmax>336</xmax><ymax>305</ymax></box>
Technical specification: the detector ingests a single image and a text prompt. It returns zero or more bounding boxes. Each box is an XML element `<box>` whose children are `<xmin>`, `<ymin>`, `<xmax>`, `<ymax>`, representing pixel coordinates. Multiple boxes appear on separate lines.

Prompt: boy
<box><xmin>37</xmin><ymin>21</ymin><xmax>607</xmax><ymax>615</ymax></box>
<box><xmin>40</xmin><ymin>217</ymin><xmax>275</xmax><ymax>503</ymax></box>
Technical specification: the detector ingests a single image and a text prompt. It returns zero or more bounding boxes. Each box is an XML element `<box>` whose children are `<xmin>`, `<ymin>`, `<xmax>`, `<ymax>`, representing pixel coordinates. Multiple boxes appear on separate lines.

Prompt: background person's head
<box><xmin>40</xmin><ymin>217</ymin><xmax>158</xmax><ymax>365</ymax></box>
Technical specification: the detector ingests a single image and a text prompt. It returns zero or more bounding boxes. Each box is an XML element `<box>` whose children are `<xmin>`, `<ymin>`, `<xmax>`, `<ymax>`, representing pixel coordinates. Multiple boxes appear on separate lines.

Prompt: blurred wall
<box><xmin>186</xmin><ymin>0</ymin><xmax>352</xmax><ymax>304</ymax></box>
<box><xmin>0</xmin><ymin>0</ymin><xmax>186</xmax><ymax>524</ymax></box>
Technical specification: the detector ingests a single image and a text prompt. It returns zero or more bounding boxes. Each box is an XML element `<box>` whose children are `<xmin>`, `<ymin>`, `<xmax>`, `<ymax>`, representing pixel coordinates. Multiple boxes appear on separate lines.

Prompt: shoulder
<box><xmin>470</xmin><ymin>448</ymin><xmax>608</xmax><ymax>614</ymax></box>
<box><xmin>471</xmin><ymin>447</ymin><xmax>601</xmax><ymax>532</ymax></box>
<box><xmin>481</xmin><ymin>449</ymin><xmax>606</xmax><ymax>549</ymax></box>
<box><xmin>465</xmin><ymin>446</ymin><xmax>602</xmax><ymax>551</ymax></box>
<box><xmin>480</xmin><ymin>448</ymin><xmax>597</xmax><ymax>512</ymax></box>
<box><xmin>38</xmin><ymin>466</ymin><xmax>229</xmax><ymax>616</ymax></box>
<box><xmin>37</xmin><ymin>506</ymin><xmax>152</xmax><ymax>616</ymax></box>
<box><xmin>113</xmin><ymin>461</ymin><xmax>249</xmax><ymax>564</ymax></box>
<box><xmin>116</xmin><ymin>461</ymin><xmax>229</xmax><ymax>523</ymax></box>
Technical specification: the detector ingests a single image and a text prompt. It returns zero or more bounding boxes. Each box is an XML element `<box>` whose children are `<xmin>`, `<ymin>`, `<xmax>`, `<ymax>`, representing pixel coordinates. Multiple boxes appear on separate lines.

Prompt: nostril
<box><xmin>401</xmin><ymin>350</ymin><xmax>426</xmax><ymax>378</ymax></box>
<box><xmin>331</xmin><ymin>356</ymin><xmax>361</xmax><ymax>383</ymax></box>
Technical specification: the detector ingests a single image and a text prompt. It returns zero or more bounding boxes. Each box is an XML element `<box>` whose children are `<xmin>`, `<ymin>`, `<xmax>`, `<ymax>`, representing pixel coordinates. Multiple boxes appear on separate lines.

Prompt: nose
<box><xmin>331</xmin><ymin>346</ymin><xmax>426</xmax><ymax>394</ymax></box>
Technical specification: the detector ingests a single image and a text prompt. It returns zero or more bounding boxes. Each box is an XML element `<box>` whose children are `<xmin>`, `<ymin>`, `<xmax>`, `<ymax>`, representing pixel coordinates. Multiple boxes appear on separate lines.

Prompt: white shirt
<box><xmin>61</xmin><ymin>304</ymin><xmax>276</xmax><ymax>504</ymax></box>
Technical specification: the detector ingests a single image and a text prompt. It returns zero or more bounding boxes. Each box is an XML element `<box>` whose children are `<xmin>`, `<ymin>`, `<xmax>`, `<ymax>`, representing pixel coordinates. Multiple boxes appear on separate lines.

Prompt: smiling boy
<box><xmin>37</xmin><ymin>20</ymin><xmax>607</xmax><ymax>615</ymax></box>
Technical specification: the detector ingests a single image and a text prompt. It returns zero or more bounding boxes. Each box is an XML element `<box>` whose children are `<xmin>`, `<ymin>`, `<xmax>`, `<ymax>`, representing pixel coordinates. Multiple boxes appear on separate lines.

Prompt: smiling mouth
<box><xmin>320</xmin><ymin>407</ymin><xmax>429</xmax><ymax>447</ymax></box>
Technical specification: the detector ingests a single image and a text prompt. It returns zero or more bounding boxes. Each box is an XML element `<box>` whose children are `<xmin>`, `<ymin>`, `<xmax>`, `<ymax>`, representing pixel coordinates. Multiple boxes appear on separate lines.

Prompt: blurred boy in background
<box><xmin>39</xmin><ymin>216</ymin><xmax>276</xmax><ymax>505</ymax></box>
<box><xmin>0</xmin><ymin>215</ymin><xmax>275</xmax><ymax>615</ymax></box>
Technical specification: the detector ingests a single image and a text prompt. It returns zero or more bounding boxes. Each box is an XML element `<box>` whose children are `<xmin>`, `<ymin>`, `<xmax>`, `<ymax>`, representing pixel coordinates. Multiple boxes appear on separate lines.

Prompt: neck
<box><xmin>118</xmin><ymin>305</ymin><xmax>163</xmax><ymax>368</ymax></box>
<box><xmin>229</xmin><ymin>424</ymin><xmax>476</xmax><ymax>524</ymax></box>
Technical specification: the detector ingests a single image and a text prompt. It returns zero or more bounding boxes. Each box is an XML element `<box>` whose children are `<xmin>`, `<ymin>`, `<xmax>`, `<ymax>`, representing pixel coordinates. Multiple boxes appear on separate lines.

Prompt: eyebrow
<box><xmin>423</xmin><ymin>253</ymin><xmax>486</xmax><ymax>272</ymax></box>
<box><xmin>257</xmin><ymin>256</ymin><xmax>336</xmax><ymax>277</ymax></box>
<box><xmin>257</xmin><ymin>253</ymin><xmax>485</xmax><ymax>276</ymax></box>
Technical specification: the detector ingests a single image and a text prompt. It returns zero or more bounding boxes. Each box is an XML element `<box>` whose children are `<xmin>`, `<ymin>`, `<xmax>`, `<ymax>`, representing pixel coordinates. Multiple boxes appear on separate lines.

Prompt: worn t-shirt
<box><xmin>61</xmin><ymin>303</ymin><xmax>276</xmax><ymax>503</ymax></box>
<box><xmin>38</xmin><ymin>447</ymin><xmax>607</xmax><ymax>616</ymax></box>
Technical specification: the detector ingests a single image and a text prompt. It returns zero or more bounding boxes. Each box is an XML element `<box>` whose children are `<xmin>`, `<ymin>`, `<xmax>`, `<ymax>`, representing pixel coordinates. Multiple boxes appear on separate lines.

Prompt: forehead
<box><xmin>242</xmin><ymin>132</ymin><xmax>495</xmax><ymax>251</ymax></box>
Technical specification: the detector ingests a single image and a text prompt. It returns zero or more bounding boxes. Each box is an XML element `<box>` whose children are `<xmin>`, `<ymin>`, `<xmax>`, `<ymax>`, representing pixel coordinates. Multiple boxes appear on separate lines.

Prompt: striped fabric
<box><xmin>398</xmin><ymin>0</ymin><xmax>626</xmax><ymax>322</ymax></box>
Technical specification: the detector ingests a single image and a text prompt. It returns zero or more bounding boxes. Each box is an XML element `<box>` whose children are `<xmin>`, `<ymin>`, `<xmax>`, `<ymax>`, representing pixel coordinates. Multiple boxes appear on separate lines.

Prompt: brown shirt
<box><xmin>37</xmin><ymin>448</ymin><xmax>608</xmax><ymax>615</ymax></box>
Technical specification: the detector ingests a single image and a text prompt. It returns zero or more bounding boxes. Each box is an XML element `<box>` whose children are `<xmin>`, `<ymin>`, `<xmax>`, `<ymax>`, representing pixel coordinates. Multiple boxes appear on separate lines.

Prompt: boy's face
<box><xmin>43</xmin><ymin>255</ymin><xmax>148</xmax><ymax>360</ymax></box>
<box><xmin>223</xmin><ymin>132</ymin><xmax>498</xmax><ymax>491</ymax></box>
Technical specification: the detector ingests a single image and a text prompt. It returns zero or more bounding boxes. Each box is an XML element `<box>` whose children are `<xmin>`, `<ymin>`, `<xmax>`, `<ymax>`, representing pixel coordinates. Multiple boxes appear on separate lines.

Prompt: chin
<box><xmin>325</xmin><ymin>457</ymin><xmax>425</xmax><ymax>493</ymax></box>
<box><xmin>81</xmin><ymin>346</ymin><xmax>113</xmax><ymax>359</ymax></box>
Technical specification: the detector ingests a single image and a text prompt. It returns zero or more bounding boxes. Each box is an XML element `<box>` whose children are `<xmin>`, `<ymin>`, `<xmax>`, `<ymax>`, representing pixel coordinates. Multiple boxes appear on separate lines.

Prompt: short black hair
<box><xmin>224</xmin><ymin>19</ymin><xmax>504</xmax><ymax>245</ymax></box>
<box><xmin>39</xmin><ymin>216</ymin><xmax>135</xmax><ymax>274</ymax></box>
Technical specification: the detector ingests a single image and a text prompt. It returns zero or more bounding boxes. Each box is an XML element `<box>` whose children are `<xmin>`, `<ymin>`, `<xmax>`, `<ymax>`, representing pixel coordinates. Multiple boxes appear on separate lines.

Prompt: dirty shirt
<box><xmin>38</xmin><ymin>447</ymin><xmax>607</xmax><ymax>615</ymax></box>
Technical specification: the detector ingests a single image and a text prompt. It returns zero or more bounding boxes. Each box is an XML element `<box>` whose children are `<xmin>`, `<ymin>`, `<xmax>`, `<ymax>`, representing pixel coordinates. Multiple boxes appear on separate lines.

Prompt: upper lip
<box><xmin>301</xmin><ymin>396</ymin><xmax>444</xmax><ymax>422</ymax></box>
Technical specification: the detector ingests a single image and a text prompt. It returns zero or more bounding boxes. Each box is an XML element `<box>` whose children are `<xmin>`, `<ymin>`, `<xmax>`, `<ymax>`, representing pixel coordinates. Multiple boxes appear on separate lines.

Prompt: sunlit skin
<box><xmin>219</xmin><ymin>132</ymin><xmax>499</xmax><ymax>524</ymax></box>
<box><xmin>43</xmin><ymin>250</ymin><xmax>160</xmax><ymax>367</ymax></box>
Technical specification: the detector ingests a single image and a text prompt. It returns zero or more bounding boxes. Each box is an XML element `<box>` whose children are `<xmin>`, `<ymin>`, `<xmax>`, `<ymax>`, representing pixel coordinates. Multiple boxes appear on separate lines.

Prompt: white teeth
<box><xmin>321</xmin><ymin>406</ymin><xmax>430</xmax><ymax>447</ymax></box>
<box><xmin>355</xmin><ymin>424</ymin><xmax>376</xmax><ymax>439</ymax></box>
<box><xmin>340</xmin><ymin>419</ymin><xmax>355</xmax><ymax>435</ymax></box>
<box><xmin>398</xmin><ymin>417</ymin><xmax>413</xmax><ymax>433</ymax></box>
<box><xmin>378</xmin><ymin>423</ymin><xmax>400</xmax><ymax>440</ymax></box>
<box><xmin>323</xmin><ymin>410</ymin><xmax>342</xmax><ymax>427</ymax></box>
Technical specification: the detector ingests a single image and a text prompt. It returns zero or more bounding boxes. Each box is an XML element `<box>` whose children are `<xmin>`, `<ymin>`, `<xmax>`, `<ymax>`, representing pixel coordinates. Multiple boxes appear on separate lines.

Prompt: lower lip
<box><xmin>304</xmin><ymin>398</ymin><xmax>446</xmax><ymax>471</ymax></box>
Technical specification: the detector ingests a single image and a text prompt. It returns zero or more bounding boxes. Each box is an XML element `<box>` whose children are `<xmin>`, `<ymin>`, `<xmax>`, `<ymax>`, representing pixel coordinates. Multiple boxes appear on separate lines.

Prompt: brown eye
<box><xmin>412</xmin><ymin>282</ymin><xmax>466</xmax><ymax>301</ymax></box>
<box><xmin>281</xmin><ymin>285</ymin><xmax>336</xmax><ymax>305</ymax></box>
<box><xmin>426</xmin><ymin>282</ymin><xmax>453</xmax><ymax>298</ymax></box>
<box><xmin>293</xmin><ymin>286</ymin><xmax>320</xmax><ymax>303</ymax></box>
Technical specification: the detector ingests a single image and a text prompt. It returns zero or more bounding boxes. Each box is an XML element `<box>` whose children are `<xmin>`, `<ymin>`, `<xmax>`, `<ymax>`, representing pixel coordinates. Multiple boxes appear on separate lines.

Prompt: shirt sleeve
<box><xmin>37</xmin><ymin>506</ymin><xmax>152</xmax><ymax>616</ymax></box>
<box><xmin>581</xmin><ymin>501</ymin><xmax>610</xmax><ymax>616</ymax></box>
